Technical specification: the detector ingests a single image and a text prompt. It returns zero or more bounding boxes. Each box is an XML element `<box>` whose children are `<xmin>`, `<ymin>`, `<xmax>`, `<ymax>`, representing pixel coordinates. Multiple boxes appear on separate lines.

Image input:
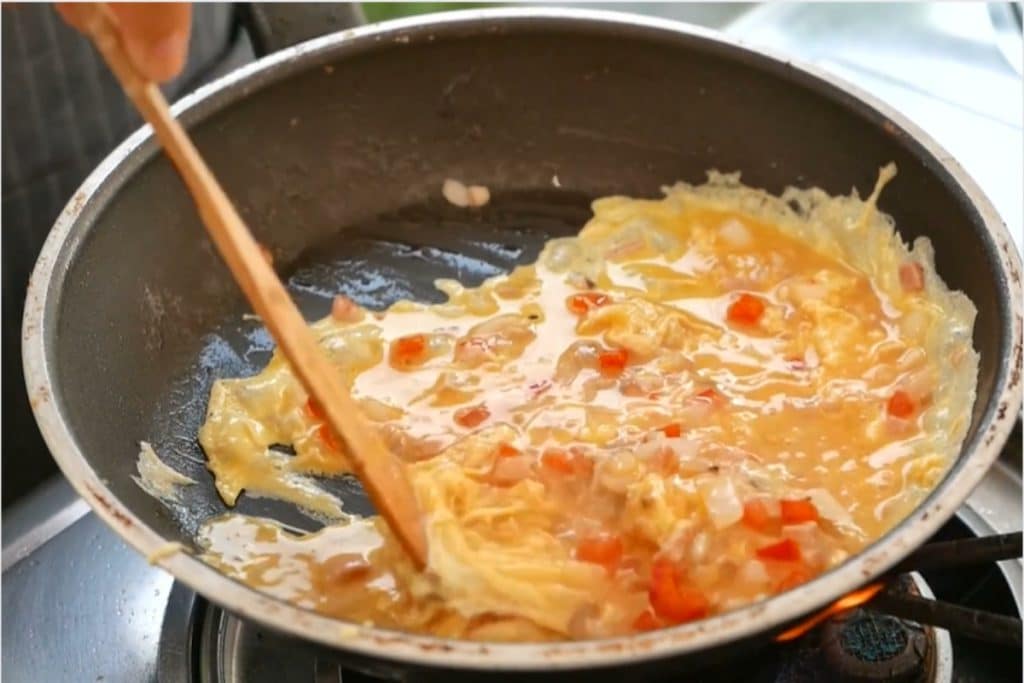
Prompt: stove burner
<box><xmin>817</xmin><ymin>573</ymin><xmax>933</xmax><ymax>683</ymax></box>
<box><xmin>821</xmin><ymin>612</ymin><xmax>928</xmax><ymax>682</ymax></box>
<box><xmin>768</xmin><ymin>573</ymin><xmax>946</xmax><ymax>683</ymax></box>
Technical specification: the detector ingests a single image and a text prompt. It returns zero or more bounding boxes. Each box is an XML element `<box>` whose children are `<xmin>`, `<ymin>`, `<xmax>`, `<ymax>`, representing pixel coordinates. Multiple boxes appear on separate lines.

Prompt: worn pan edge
<box><xmin>22</xmin><ymin>6</ymin><xmax>1023</xmax><ymax>671</ymax></box>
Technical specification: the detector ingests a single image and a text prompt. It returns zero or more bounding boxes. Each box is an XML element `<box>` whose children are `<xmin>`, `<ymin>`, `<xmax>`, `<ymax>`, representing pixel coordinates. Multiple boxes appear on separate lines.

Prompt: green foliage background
<box><xmin>361</xmin><ymin>3</ymin><xmax>498</xmax><ymax>23</ymax></box>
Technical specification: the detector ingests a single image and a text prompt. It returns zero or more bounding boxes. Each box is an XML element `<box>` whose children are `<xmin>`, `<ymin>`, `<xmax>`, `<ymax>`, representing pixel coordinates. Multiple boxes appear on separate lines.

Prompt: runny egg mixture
<box><xmin>184</xmin><ymin>167</ymin><xmax>978</xmax><ymax>641</ymax></box>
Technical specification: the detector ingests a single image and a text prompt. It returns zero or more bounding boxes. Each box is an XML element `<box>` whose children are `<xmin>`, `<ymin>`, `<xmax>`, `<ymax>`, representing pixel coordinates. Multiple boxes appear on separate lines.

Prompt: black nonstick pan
<box><xmin>23</xmin><ymin>8</ymin><xmax>1022</xmax><ymax>680</ymax></box>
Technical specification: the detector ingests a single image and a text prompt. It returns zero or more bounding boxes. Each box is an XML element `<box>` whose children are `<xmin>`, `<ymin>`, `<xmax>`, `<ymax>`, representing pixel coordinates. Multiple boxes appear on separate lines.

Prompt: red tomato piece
<box><xmin>576</xmin><ymin>535</ymin><xmax>624</xmax><ymax>573</ymax></box>
<box><xmin>887</xmin><ymin>390</ymin><xmax>916</xmax><ymax>419</ymax></box>
<box><xmin>756</xmin><ymin>538</ymin><xmax>802</xmax><ymax>563</ymax></box>
<box><xmin>391</xmin><ymin>334</ymin><xmax>427</xmax><ymax>368</ymax></box>
<box><xmin>495</xmin><ymin>442</ymin><xmax>522</xmax><ymax>459</ymax></box>
<box><xmin>776</xmin><ymin>566</ymin><xmax>812</xmax><ymax>592</ymax></box>
<box><xmin>567</xmin><ymin>292</ymin><xmax>610</xmax><ymax>315</ymax></box>
<box><xmin>454</xmin><ymin>405</ymin><xmax>490</xmax><ymax>429</ymax></box>
<box><xmin>648</xmin><ymin>557</ymin><xmax>710</xmax><ymax>623</ymax></box>
<box><xmin>632</xmin><ymin>610</ymin><xmax>662</xmax><ymax>632</ymax></box>
<box><xmin>727</xmin><ymin>293</ymin><xmax>765</xmax><ymax>326</ymax></box>
<box><xmin>306</xmin><ymin>398</ymin><xmax>327</xmax><ymax>422</ymax></box>
<box><xmin>598</xmin><ymin>348</ymin><xmax>629</xmax><ymax>377</ymax></box>
<box><xmin>317</xmin><ymin>423</ymin><xmax>340</xmax><ymax>452</ymax></box>
<box><xmin>540</xmin><ymin>449</ymin><xmax>576</xmax><ymax>475</ymax></box>
<box><xmin>660</xmin><ymin>423</ymin><xmax>682</xmax><ymax>438</ymax></box>
<box><xmin>780</xmin><ymin>498</ymin><xmax>819</xmax><ymax>525</ymax></box>
<box><xmin>539</xmin><ymin>448</ymin><xmax>593</xmax><ymax>479</ymax></box>
<box><xmin>899</xmin><ymin>262</ymin><xmax>925</xmax><ymax>292</ymax></box>
<box><xmin>741</xmin><ymin>499</ymin><xmax>773</xmax><ymax>532</ymax></box>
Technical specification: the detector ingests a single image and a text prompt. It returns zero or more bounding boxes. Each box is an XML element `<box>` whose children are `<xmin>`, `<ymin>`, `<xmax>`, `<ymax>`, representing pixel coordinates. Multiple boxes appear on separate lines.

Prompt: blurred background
<box><xmin>3</xmin><ymin>2</ymin><xmax>1021</xmax><ymax>509</ymax></box>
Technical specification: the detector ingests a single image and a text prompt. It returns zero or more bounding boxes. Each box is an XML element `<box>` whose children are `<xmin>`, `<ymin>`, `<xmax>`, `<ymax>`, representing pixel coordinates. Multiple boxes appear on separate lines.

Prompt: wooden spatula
<box><xmin>76</xmin><ymin>3</ymin><xmax>428</xmax><ymax>568</ymax></box>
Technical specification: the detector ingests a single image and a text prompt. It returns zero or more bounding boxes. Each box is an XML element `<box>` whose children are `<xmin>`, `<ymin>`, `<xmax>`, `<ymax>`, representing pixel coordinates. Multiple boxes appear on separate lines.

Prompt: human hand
<box><xmin>55</xmin><ymin>3</ymin><xmax>192</xmax><ymax>82</ymax></box>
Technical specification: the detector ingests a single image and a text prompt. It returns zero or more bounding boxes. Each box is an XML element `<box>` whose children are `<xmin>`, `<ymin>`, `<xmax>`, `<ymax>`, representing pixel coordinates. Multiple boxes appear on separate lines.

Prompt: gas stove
<box><xmin>3</xmin><ymin>3</ymin><xmax>1021</xmax><ymax>682</ymax></box>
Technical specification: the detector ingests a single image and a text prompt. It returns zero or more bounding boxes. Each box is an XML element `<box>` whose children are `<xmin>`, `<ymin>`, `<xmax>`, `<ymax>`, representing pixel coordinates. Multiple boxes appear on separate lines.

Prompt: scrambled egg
<box><xmin>193</xmin><ymin>166</ymin><xmax>977</xmax><ymax>641</ymax></box>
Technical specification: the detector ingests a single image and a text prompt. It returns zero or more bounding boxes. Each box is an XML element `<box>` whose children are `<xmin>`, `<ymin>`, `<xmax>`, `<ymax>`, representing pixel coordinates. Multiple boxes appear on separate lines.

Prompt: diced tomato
<box><xmin>306</xmin><ymin>398</ymin><xmax>327</xmax><ymax>422</ymax></box>
<box><xmin>660</xmin><ymin>423</ymin><xmax>682</xmax><ymax>438</ymax></box>
<box><xmin>540</xmin><ymin>448</ymin><xmax>593</xmax><ymax>479</ymax></box>
<box><xmin>541</xmin><ymin>449</ymin><xmax>576</xmax><ymax>475</ymax></box>
<box><xmin>495</xmin><ymin>442</ymin><xmax>522</xmax><ymax>459</ymax></box>
<box><xmin>453</xmin><ymin>405</ymin><xmax>490</xmax><ymax>429</ymax></box>
<box><xmin>648</xmin><ymin>557</ymin><xmax>709</xmax><ymax>623</ymax></box>
<box><xmin>632</xmin><ymin>610</ymin><xmax>662</xmax><ymax>632</ymax></box>
<box><xmin>741</xmin><ymin>499</ymin><xmax>774</xmax><ymax>532</ymax></box>
<box><xmin>887</xmin><ymin>390</ymin><xmax>916</xmax><ymax>419</ymax></box>
<box><xmin>899</xmin><ymin>262</ymin><xmax>925</xmax><ymax>293</ymax></box>
<box><xmin>567</xmin><ymin>292</ymin><xmax>610</xmax><ymax>315</ymax></box>
<box><xmin>727</xmin><ymin>293</ymin><xmax>765</xmax><ymax>326</ymax></box>
<box><xmin>598</xmin><ymin>348</ymin><xmax>629</xmax><ymax>377</ymax></box>
<box><xmin>391</xmin><ymin>334</ymin><xmax>427</xmax><ymax>368</ymax></box>
<box><xmin>756</xmin><ymin>538</ymin><xmax>802</xmax><ymax>563</ymax></box>
<box><xmin>576</xmin><ymin>534</ymin><xmax>624</xmax><ymax>573</ymax></box>
<box><xmin>317</xmin><ymin>423</ymin><xmax>340</xmax><ymax>452</ymax></box>
<box><xmin>776</xmin><ymin>566</ymin><xmax>812</xmax><ymax>592</ymax></box>
<box><xmin>308</xmin><ymin>399</ymin><xmax>342</xmax><ymax>451</ymax></box>
<box><xmin>780</xmin><ymin>498</ymin><xmax>818</xmax><ymax>525</ymax></box>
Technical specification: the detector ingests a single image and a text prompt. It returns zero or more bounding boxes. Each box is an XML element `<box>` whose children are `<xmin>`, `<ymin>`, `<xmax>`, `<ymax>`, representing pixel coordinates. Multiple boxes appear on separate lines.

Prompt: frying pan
<box><xmin>22</xmin><ymin>8</ymin><xmax>1023</xmax><ymax>679</ymax></box>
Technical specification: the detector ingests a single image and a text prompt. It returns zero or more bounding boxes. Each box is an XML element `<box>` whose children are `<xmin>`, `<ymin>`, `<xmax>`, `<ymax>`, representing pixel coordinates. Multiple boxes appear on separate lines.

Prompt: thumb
<box><xmin>61</xmin><ymin>3</ymin><xmax>192</xmax><ymax>83</ymax></box>
<box><xmin>108</xmin><ymin>3</ymin><xmax>191</xmax><ymax>82</ymax></box>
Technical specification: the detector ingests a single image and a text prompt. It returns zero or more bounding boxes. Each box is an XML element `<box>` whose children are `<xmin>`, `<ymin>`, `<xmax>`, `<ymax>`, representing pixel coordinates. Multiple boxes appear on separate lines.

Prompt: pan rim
<box><xmin>22</xmin><ymin>6</ymin><xmax>1023</xmax><ymax>670</ymax></box>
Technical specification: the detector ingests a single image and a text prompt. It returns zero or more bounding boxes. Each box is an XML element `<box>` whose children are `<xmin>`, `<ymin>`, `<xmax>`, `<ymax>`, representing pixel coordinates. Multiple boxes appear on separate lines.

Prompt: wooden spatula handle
<box><xmin>78</xmin><ymin>3</ymin><xmax>428</xmax><ymax>568</ymax></box>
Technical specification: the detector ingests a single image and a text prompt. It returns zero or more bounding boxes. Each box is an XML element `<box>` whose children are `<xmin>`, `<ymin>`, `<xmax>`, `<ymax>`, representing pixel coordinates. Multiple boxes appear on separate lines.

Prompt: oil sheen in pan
<box><xmin>141</xmin><ymin>189</ymin><xmax>597</xmax><ymax>539</ymax></box>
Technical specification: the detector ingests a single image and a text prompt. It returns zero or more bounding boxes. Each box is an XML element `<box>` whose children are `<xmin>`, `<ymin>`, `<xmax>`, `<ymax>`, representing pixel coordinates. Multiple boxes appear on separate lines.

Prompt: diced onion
<box><xmin>596</xmin><ymin>453</ymin><xmax>642</xmax><ymax>494</ymax></box>
<box><xmin>489</xmin><ymin>455</ymin><xmax>534</xmax><ymax>487</ymax></box>
<box><xmin>689</xmin><ymin>531</ymin><xmax>709</xmax><ymax>563</ymax></box>
<box><xmin>738</xmin><ymin>559</ymin><xmax>770</xmax><ymax>585</ymax></box>
<box><xmin>804</xmin><ymin>488</ymin><xmax>863</xmax><ymax>537</ymax></box>
<box><xmin>699</xmin><ymin>476</ymin><xmax>744</xmax><ymax>529</ymax></box>
<box><xmin>664</xmin><ymin>437</ymin><xmax>701</xmax><ymax>461</ymax></box>
<box><xmin>543</xmin><ymin>239</ymin><xmax>583</xmax><ymax>273</ymax></box>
